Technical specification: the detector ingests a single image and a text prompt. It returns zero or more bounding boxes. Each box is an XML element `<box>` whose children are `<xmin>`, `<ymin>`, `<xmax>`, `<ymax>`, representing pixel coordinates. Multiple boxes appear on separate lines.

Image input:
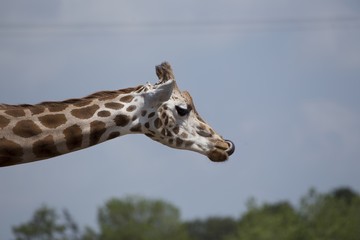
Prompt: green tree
<box><xmin>226</xmin><ymin>202</ymin><xmax>303</xmax><ymax>240</ymax></box>
<box><xmin>80</xmin><ymin>227</ymin><xmax>98</xmax><ymax>240</ymax></box>
<box><xmin>12</xmin><ymin>188</ymin><xmax>360</xmax><ymax>240</ymax></box>
<box><xmin>185</xmin><ymin>217</ymin><xmax>237</xmax><ymax>240</ymax></box>
<box><xmin>97</xmin><ymin>196</ymin><xmax>189</xmax><ymax>240</ymax></box>
<box><xmin>227</xmin><ymin>187</ymin><xmax>360</xmax><ymax>240</ymax></box>
<box><xmin>300</xmin><ymin>187</ymin><xmax>360</xmax><ymax>240</ymax></box>
<box><xmin>12</xmin><ymin>205</ymin><xmax>79</xmax><ymax>240</ymax></box>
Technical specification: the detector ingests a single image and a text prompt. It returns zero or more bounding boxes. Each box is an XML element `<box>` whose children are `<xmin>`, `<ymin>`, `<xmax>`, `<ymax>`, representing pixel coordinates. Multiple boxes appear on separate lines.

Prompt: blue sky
<box><xmin>1</xmin><ymin>1</ymin><xmax>360</xmax><ymax>239</ymax></box>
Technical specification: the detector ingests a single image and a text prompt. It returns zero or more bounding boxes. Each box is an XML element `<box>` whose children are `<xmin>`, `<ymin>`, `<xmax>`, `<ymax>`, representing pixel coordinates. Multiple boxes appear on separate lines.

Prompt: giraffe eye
<box><xmin>175</xmin><ymin>105</ymin><xmax>190</xmax><ymax>116</ymax></box>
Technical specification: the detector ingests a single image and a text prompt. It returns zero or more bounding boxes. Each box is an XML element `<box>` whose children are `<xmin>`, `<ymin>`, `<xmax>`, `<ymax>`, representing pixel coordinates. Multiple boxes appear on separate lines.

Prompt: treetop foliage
<box><xmin>12</xmin><ymin>187</ymin><xmax>360</xmax><ymax>240</ymax></box>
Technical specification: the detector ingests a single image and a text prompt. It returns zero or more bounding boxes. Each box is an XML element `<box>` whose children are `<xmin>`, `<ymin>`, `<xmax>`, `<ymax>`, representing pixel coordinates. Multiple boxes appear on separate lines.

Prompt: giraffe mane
<box><xmin>0</xmin><ymin>86</ymin><xmax>143</xmax><ymax>110</ymax></box>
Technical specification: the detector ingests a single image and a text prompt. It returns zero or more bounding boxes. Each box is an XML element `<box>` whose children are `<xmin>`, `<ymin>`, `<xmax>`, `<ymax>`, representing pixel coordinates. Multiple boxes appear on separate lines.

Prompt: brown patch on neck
<box><xmin>28</xmin><ymin>106</ymin><xmax>45</xmax><ymax>115</ymax></box>
<box><xmin>114</xmin><ymin>114</ymin><xmax>130</xmax><ymax>127</ymax></box>
<box><xmin>0</xmin><ymin>115</ymin><xmax>10</xmax><ymax>129</ymax></box>
<box><xmin>39</xmin><ymin>114</ymin><xmax>67</xmax><ymax>129</ymax></box>
<box><xmin>0</xmin><ymin>138</ymin><xmax>24</xmax><ymax>158</ymax></box>
<box><xmin>33</xmin><ymin>135</ymin><xmax>60</xmax><ymax>159</ymax></box>
<box><xmin>13</xmin><ymin>120</ymin><xmax>42</xmax><ymax>138</ymax></box>
<box><xmin>130</xmin><ymin>123</ymin><xmax>142</xmax><ymax>132</ymax></box>
<box><xmin>98</xmin><ymin>110</ymin><xmax>111</xmax><ymax>117</ymax></box>
<box><xmin>4</xmin><ymin>109</ymin><xmax>25</xmax><ymax>117</ymax></box>
<box><xmin>108</xmin><ymin>131</ymin><xmax>121</xmax><ymax>140</ymax></box>
<box><xmin>73</xmin><ymin>100</ymin><xmax>93</xmax><ymax>107</ymax></box>
<box><xmin>120</xmin><ymin>95</ymin><xmax>135</xmax><ymax>103</ymax></box>
<box><xmin>172</xmin><ymin>125</ymin><xmax>180</xmax><ymax>134</ymax></box>
<box><xmin>63</xmin><ymin>125</ymin><xmax>83</xmax><ymax>151</ymax></box>
<box><xmin>89</xmin><ymin>121</ymin><xmax>106</xmax><ymax>146</ymax></box>
<box><xmin>46</xmin><ymin>103</ymin><xmax>67</xmax><ymax>112</ymax></box>
<box><xmin>105</xmin><ymin>102</ymin><xmax>124</xmax><ymax>110</ymax></box>
<box><xmin>71</xmin><ymin>105</ymin><xmax>100</xmax><ymax>119</ymax></box>
<box><xmin>126</xmin><ymin>105</ymin><xmax>137</xmax><ymax>112</ymax></box>
<box><xmin>0</xmin><ymin>156</ymin><xmax>24</xmax><ymax>167</ymax></box>
<box><xmin>175</xmin><ymin>137</ymin><xmax>184</xmax><ymax>147</ymax></box>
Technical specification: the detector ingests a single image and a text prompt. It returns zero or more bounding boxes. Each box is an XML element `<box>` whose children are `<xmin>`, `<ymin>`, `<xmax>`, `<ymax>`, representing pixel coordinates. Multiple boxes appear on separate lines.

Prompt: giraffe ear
<box><xmin>145</xmin><ymin>80</ymin><xmax>175</xmax><ymax>106</ymax></box>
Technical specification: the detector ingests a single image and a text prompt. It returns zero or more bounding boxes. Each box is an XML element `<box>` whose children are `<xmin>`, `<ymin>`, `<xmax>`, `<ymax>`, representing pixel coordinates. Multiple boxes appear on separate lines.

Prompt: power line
<box><xmin>0</xmin><ymin>16</ymin><xmax>359</xmax><ymax>35</ymax></box>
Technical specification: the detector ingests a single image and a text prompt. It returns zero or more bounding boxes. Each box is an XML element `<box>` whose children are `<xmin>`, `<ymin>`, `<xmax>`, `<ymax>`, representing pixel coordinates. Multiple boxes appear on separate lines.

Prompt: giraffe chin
<box><xmin>208</xmin><ymin>149</ymin><xmax>229</xmax><ymax>162</ymax></box>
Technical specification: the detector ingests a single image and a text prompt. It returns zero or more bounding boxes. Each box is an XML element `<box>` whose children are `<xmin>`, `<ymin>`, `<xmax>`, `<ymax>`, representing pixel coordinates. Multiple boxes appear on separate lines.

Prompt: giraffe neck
<box><xmin>0</xmin><ymin>85</ymin><xmax>148</xmax><ymax>167</ymax></box>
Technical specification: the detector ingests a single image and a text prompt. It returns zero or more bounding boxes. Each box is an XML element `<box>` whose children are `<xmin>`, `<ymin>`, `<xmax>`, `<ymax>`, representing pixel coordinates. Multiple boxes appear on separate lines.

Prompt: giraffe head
<box><xmin>140</xmin><ymin>62</ymin><xmax>235</xmax><ymax>162</ymax></box>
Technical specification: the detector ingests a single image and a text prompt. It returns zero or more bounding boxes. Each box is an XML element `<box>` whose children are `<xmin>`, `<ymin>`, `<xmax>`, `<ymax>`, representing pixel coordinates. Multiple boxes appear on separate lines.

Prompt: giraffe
<box><xmin>0</xmin><ymin>62</ymin><xmax>235</xmax><ymax>167</ymax></box>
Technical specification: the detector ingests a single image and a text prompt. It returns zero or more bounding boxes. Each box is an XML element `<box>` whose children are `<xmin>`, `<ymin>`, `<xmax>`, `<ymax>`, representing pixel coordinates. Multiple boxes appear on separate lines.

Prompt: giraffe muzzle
<box><xmin>208</xmin><ymin>139</ymin><xmax>235</xmax><ymax>162</ymax></box>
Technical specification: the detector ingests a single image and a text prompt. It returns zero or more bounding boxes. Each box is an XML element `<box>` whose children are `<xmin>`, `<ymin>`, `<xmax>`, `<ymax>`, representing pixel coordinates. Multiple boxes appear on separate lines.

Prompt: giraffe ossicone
<box><xmin>0</xmin><ymin>62</ymin><xmax>235</xmax><ymax>167</ymax></box>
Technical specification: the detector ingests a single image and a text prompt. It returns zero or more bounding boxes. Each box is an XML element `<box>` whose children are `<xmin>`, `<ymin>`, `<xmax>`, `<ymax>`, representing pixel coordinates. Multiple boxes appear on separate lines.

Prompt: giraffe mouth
<box><xmin>225</xmin><ymin>140</ymin><xmax>235</xmax><ymax>156</ymax></box>
<box><xmin>208</xmin><ymin>140</ymin><xmax>235</xmax><ymax>162</ymax></box>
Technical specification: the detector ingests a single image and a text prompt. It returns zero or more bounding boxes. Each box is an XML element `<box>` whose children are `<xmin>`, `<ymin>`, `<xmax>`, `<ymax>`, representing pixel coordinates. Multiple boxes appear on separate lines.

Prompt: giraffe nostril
<box><xmin>225</xmin><ymin>140</ymin><xmax>235</xmax><ymax>156</ymax></box>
